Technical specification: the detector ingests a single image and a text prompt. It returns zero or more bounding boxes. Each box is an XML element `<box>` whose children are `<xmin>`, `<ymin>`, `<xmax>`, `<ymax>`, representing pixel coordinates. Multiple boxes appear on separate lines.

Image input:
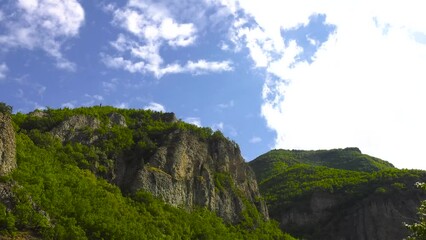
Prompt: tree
<box><xmin>0</xmin><ymin>102</ymin><xmax>12</xmax><ymax>114</ymax></box>
<box><xmin>405</xmin><ymin>182</ymin><xmax>426</xmax><ymax>239</ymax></box>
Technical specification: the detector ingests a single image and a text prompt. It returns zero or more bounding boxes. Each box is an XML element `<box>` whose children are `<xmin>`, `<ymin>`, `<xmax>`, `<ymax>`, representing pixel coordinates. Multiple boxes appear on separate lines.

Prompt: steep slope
<box><xmin>249</xmin><ymin>149</ymin><xmax>426</xmax><ymax>240</ymax></box>
<box><xmin>131</xmin><ymin>130</ymin><xmax>268</xmax><ymax>223</ymax></box>
<box><xmin>1</xmin><ymin>105</ymin><xmax>288</xmax><ymax>239</ymax></box>
<box><xmin>0</xmin><ymin>112</ymin><xmax>16</xmax><ymax>176</ymax></box>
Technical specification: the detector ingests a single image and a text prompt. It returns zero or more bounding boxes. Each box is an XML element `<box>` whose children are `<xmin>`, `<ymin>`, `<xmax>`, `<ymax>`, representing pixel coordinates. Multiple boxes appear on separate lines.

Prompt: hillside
<box><xmin>0</xmin><ymin>105</ymin><xmax>293</xmax><ymax>239</ymax></box>
<box><xmin>250</xmin><ymin>148</ymin><xmax>395</xmax><ymax>182</ymax></box>
<box><xmin>249</xmin><ymin>149</ymin><xmax>426</xmax><ymax>240</ymax></box>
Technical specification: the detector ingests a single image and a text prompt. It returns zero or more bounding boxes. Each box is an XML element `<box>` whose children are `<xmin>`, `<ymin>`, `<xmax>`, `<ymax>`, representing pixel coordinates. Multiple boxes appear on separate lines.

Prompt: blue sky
<box><xmin>1</xmin><ymin>0</ymin><xmax>426</xmax><ymax>169</ymax></box>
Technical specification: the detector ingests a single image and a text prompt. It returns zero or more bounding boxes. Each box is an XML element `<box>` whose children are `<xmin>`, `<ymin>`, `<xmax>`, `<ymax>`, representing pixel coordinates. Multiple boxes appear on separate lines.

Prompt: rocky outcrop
<box><xmin>47</xmin><ymin>112</ymin><xmax>266</xmax><ymax>223</ymax></box>
<box><xmin>0</xmin><ymin>112</ymin><xmax>16</xmax><ymax>176</ymax></box>
<box><xmin>108</xmin><ymin>112</ymin><xmax>127</xmax><ymax>127</ymax></box>
<box><xmin>128</xmin><ymin>130</ymin><xmax>268</xmax><ymax>223</ymax></box>
<box><xmin>279</xmin><ymin>190</ymin><xmax>424</xmax><ymax>240</ymax></box>
<box><xmin>51</xmin><ymin>115</ymin><xmax>101</xmax><ymax>143</ymax></box>
<box><xmin>51</xmin><ymin>113</ymin><xmax>127</xmax><ymax>144</ymax></box>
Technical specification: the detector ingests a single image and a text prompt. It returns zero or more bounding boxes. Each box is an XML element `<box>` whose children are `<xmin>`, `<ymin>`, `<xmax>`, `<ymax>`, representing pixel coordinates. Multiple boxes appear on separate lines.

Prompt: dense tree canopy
<box><xmin>0</xmin><ymin>106</ymin><xmax>294</xmax><ymax>239</ymax></box>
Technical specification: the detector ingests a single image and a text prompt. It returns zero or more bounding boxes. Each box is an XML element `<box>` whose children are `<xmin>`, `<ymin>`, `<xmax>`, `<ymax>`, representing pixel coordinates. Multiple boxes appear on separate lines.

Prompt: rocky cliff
<box><xmin>250</xmin><ymin>148</ymin><xmax>426</xmax><ymax>240</ymax></box>
<box><xmin>279</xmin><ymin>190</ymin><xmax>424</xmax><ymax>240</ymax></box>
<box><xmin>43</xmin><ymin>110</ymin><xmax>268</xmax><ymax>224</ymax></box>
<box><xmin>130</xmin><ymin>130</ymin><xmax>268</xmax><ymax>223</ymax></box>
<box><xmin>0</xmin><ymin>112</ymin><xmax>16</xmax><ymax>176</ymax></box>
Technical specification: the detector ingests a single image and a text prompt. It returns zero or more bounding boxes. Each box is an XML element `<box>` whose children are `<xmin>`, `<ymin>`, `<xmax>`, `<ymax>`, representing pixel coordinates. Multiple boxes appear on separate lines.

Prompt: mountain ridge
<box><xmin>0</xmin><ymin>104</ymin><xmax>292</xmax><ymax>239</ymax></box>
<box><xmin>249</xmin><ymin>148</ymin><xmax>426</xmax><ymax>240</ymax></box>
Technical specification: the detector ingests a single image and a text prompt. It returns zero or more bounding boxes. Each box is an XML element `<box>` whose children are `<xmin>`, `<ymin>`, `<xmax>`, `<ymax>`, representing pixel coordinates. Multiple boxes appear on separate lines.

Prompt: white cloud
<box><xmin>83</xmin><ymin>94</ymin><xmax>104</xmax><ymax>106</ymax></box>
<box><xmin>0</xmin><ymin>0</ymin><xmax>84</xmax><ymax>70</ymax></box>
<box><xmin>144</xmin><ymin>102</ymin><xmax>166</xmax><ymax>112</ymax></box>
<box><xmin>250</xmin><ymin>136</ymin><xmax>262</xmax><ymax>144</ymax></box>
<box><xmin>0</xmin><ymin>63</ymin><xmax>8</xmax><ymax>80</ymax></box>
<box><xmin>218</xmin><ymin>100</ymin><xmax>234</xmax><ymax>109</ymax></box>
<box><xmin>185</xmin><ymin>117</ymin><xmax>202</xmax><ymax>127</ymax></box>
<box><xmin>212</xmin><ymin>122</ymin><xmax>224</xmax><ymax>131</ymax></box>
<box><xmin>226</xmin><ymin>1</ymin><xmax>426</xmax><ymax>169</ymax></box>
<box><xmin>186</xmin><ymin>60</ymin><xmax>233</xmax><ymax>74</ymax></box>
<box><xmin>102</xmin><ymin>80</ymin><xmax>117</xmax><ymax>93</ymax></box>
<box><xmin>92</xmin><ymin>95</ymin><xmax>104</xmax><ymax>101</ymax></box>
<box><xmin>61</xmin><ymin>102</ymin><xmax>75</xmax><ymax>109</ymax></box>
<box><xmin>104</xmin><ymin>0</ymin><xmax>233</xmax><ymax>78</ymax></box>
<box><xmin>115</xmin><ymin>102</ymin><xmax>130</xmax><ymax>109</ymax></box>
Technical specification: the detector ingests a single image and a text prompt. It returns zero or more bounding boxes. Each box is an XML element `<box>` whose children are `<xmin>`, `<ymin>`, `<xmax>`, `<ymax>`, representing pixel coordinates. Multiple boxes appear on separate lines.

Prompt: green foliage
<box><xmin>2</xmin><ymin>105</ymin><xmax>292</xmax><ymax>239</ymax></box>
<box><xmin>0</xmin><ymin>102</ymin><xmax>12</xmax><ymax>114</ymax></box>
<box><xmin>406</xmin><ymin>183</ymin><xmax>426</xmax><ymax>240</ymax></box>
<box><xmin>250</xmin><ymin>148</ymin><xmax>426</xmax><ymax>239</ymax></box>
<box><xmin>250</xmin><ymin>148</ymin><xmax>395</xmax><ymax>183</ymax></box>
<box><xmin>0</xmin><ymin>203</ymin><xmax>16</xmax><ymax>235</ymax></box>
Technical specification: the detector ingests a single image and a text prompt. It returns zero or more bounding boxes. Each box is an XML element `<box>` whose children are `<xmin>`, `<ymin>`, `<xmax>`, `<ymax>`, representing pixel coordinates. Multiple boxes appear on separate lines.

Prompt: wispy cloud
<box><xmin>83</xmin><ymin>94</ymin><xmax>104</xmax><ymax>106</ymax></box>
<box><xmin>212</xmin><ymin>122</ymin><xmax>224</xmax><ymax>131</ymax></box>
<box><xmin>0</xmin><ymin>0</ymin><xmax>85</xmax><ymax>70</ymax></box>
<box><xmin>250</xmin><ymin>136</ymin><xmax>262</xmax><ymax>144</ymax></box>
<box><xmin>144</xmin><ymin>102</ymin><xmax>165</xmax><ymax>112</ymax></box>
<box><xmin>185</xmin><ymin>117</ymin><xmax>201</xmax><ymax>127</ymax></box>
<box><xmin>0</xmin><ymin>63</ymin><xmax>8</xmax><ymax>80</ymax></box>
<box><xmin>115</xmin><ymin>102</ymin><xmax>130</xmax><ymax>109</ymax></box>
<box><xmin>15</xmin><ymin>88</ymin><xmax>46</xmax><ymax>112</ymax></box>
<box><xmin>102</xmin><ymin>79</ymin><xmax>118</xmax><ymax>93</ymax></box>
<box><xmin>61</xmin><ymin>102</ymin><xmax>76</xmax><ymax>109</ymax></box>
<box><xmin>102</xmin><ymin>0</ymin><xmax>233</xmax><ymax>78</ymax></box>
<box><xmin>218</xmin><ymin>100</ymin><xmax>234</xmax><ymax>109</ymax></box>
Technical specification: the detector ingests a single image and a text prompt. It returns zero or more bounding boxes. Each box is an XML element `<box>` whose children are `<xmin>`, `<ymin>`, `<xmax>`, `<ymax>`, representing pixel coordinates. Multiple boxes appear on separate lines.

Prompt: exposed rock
<box><xmin>0</xmin><ymin>112</ymin><xmax>16</xmax><ymax>176</ymax></box>
<box><xmin>51</xmin><ymin>115</ymin><xmax>101</xmax><ymax>143</ymax></box>
<box><xmin>108</xmin><ymin>112</ymin><xmax>127</xmax><ymax>127</ymax></box>
<box><xmin>152</xmin><ymin>112</ymin><xmax>177</xmax><ymax>123</ymax></box>
<box><xmin>0</xmin><ymin>182</ymin><xmax>15</xmax><ymax>209</ymax></box>
<box><xmin>278</xmin><ymin>190</ymin><xmax>424</xmax><ymax>240</ymax></box>
<box><xmin>28</xmin><ymin>110</ymin><xmax>48</xmax><ymax>118</ymax></box>
<box><xmin>127</xmin><ymin>130</ymin><xmax>268</xmax><ymax>223</ymax></box>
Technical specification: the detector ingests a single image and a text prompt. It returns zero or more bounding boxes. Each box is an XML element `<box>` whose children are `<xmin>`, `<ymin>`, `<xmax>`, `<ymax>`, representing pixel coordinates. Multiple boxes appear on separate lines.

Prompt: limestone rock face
<box><xmin>108</xmin><ymin>112</ymin><xmax>127</xmax><ymax>127</ymax></box>
<box><xmin>45</xmin><ymin>112</ymin><xmax>267</xmax><ymax>223</ymax></box>
<box><xmin>130</xmin><ymin>130</ymin><xmax>268</xmax><ymax>223</ymax></box>
<box><xmin>51</xmin><ymin>115</ymin><xmax>101</xmax><ymax>143</ymax></box>
<box><xmin>279</xmin><ymin>190</ymin><xmax>424</xmax><ymax>240</ymax></box>
<box><xmin>0</xmin><ymin>113</ymin><xmax>16</xmax><ymax>176</ymax></box>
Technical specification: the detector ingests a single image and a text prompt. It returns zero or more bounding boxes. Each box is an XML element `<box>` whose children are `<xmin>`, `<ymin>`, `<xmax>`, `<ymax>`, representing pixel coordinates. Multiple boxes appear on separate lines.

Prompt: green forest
<box><xmin>0</xmin><ymin>105</ymin><xmax>293</xmax><ymax>239</ymax></box>
<box><xmin>249</xmin><ymin>149</ymin><xmax>426</xmax><ymax>239</ymax></box>
<box><xmin>1</xmin><ymin>104</ymin><xmax>426</xmax><ymax>239</ymax></box>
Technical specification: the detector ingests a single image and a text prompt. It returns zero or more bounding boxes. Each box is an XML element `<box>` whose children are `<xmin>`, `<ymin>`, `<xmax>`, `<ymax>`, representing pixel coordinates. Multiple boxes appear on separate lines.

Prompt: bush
<box><xmin>0</xmin><ymin>102</ymin><xmax>12</xmax><ymax>114</ymax></box>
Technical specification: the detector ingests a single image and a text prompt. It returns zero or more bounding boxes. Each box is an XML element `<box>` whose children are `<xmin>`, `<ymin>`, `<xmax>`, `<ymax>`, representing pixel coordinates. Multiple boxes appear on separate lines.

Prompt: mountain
<box><xmin>250</xmin><ymin>148</ymin><xmax>395</xmax><ymax>182</ymax></box>
<box><xmin>249</xmin><ymin>149</ymin><xmax>426</xmax><ymax>240</ymax></box>
<box><xmin>0</xmin><ymin>105</ymin><xmax>292</xmax><ymax>239</ymax></box>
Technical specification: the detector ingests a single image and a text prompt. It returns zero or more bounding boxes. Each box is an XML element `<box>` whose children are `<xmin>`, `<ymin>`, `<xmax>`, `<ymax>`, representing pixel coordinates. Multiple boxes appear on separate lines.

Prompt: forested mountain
<box><xmin>1</xmin><ymin>103</ymin><xmax>425</xmax><ymax>240</ymax></box>
<box><xmin>0</xmin><ymin>104</ymin><xmax>292</xmax><ymax>239</ymax></box>
<box><xmin>250</xmin><ymin>149</ymin><xmax>426</xmax><ymax>240</ymax></box>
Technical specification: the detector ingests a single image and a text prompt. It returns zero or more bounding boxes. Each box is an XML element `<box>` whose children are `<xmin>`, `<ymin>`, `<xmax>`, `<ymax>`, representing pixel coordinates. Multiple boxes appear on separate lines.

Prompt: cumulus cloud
<box><xmin>0</xmin><ymin>0</ymin><xmax>85</xmax><ymax>70</ymax></box>
<box><xmin>0</xmin><ymin>63</ymin><xmax>8</xmax><ymax>80</ymax></box>
<box><xmin>103</xmin><ymin>0</ymin><xmax>233</xmax><ymax>78</ymax></box>
<box><xmin>225</xmin><ymin>0</ymin><xmax>426</xmax><ymax>169</ymax></box>
<box><xmin>144</xmin><ymin>102</ymin><xmax>166</xmax><ymax>112</ymax></box>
